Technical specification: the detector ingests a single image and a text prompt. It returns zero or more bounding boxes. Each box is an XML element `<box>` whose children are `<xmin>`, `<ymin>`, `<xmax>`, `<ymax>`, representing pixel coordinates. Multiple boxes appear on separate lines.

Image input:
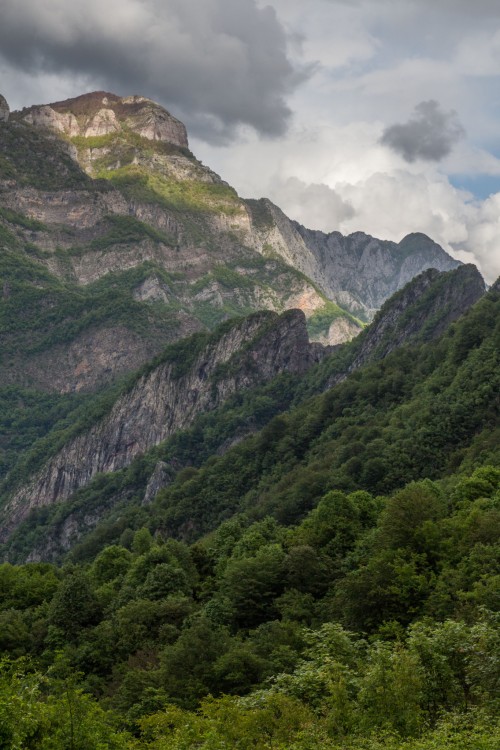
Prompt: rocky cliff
<box><xmin>19</xmin><ymin>92</ymin><xmax>188</xmax><ymax>148</ymax></box>
<box><xmin>0</xmin><ymin>309</ymin><xmax>326</xmax><ymax>541</ymax></box>
<box><xmin>1</xmin><ymin>262</ymin><xmax>487</xmax><ymax>561</ymax></box>
<box><xmin>0</xmin><ymin>95</ymin><xmax>9</xmax><ymax>123</ymax></box>
<box><xmin>1</xmin><ymin>93</ymin><xmax>364</xmax><ymax>395</ymax></box>
<box><xmin>245</xmin><ymin>198</ymin><xmax>461</xmax><ymax>320</ymax></box>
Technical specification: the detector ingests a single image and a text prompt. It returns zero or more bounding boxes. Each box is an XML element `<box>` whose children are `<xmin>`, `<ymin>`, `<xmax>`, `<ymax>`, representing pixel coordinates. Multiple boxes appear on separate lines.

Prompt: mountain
<box><xmin>129</xmin><ymin>274</ymin><xmax>500</xmax><ymax>545</ymax></box>
<box><xmin>0</xmin><ymin>89</ymin><xmax>487</xmax><ymax>557</ymax></box>
<box><xmin>245</xmin><ymin>199</ymin><xmax>461</xmax><ymax>319</ymax></box>
<box><xmin>0</xmin><ymin>309</ymin><xmax>326</xmax><ymax>544</ymax></box>
<box><xmin>0</xmin><ymin>263</ymin><xmax>485</xmax><ymax>562</ymax></box>
<box><xmin>0</xmin><ymin>92</ymin><xmax>498</xmax><ymax>750</ymax></box>
<box><xmin>0</xmin><ymin>91</ymin><xmax>462</xmax><ymax>396</ymax></box>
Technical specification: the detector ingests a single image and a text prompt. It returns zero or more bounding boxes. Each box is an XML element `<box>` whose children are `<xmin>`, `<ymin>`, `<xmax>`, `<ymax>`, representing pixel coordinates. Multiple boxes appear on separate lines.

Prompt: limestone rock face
<box><xmin>0</xmin><ymin>94</ymin><xmax>9</xmax><ymax>122</ymax></box>
<box><xmin>19</xmin><ymin>91</ymin><xmax>188</xmax><ymax>148</ymax></box>
<box><xmin>293</xmin><ymin>228</ymin><xmax>462</xmax><ymax>317</ymax></box>
<box><xmin>246</xmin><ymin>199</ymin><xmax>462</xmax><ymax>320</ymax></box>
<box><xmin>143</xmin><ymin>461</ymin><xmax>173</xmax><ymax>505</ymax></box>
<box><xmin>0</xmin><ymin>310</ymin><xmax>327</xmax><ymax>540</ymax></box>
<box><xmin>315</xmin><ymin>316</ymin><xmax>362</xmax><ymax>346</ymax></box>
<box><xmin>22</xmin><ymin>105</ymin><xmax>80</xmax><ymax>135</ymax></box>
<box><xmin>85</xmin><ymin>108</ymin><xmax>120</xmax><ymax>137</ymax></box>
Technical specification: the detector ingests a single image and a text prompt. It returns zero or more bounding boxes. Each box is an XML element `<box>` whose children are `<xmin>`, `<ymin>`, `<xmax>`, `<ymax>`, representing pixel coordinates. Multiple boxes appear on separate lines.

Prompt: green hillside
<box><xmin>68</xmin><ymin>279</ymin><xmax>499</xmax><ymax>557</ymax></box>
<box><xmin>0</xmin><ymin>94</ymin><xmax>498</xmax><ymax>750</ymax></box>
<box><xmin>0</xmin><ymin>276</ymin><xmax>498</xmax><ymax>749</ymax></box>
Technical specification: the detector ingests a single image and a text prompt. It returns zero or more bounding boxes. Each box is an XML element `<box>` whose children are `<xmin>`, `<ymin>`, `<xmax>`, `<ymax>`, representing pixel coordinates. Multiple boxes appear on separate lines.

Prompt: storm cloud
<box><xmin>0</xmin><ymin>0</ymin><xmax>304</xmax><ymax>143</ymax></box>
<box><xmin>380</xmin><ymin>100</ymin><xmax>465</xmax><ymax>163</ymax></box>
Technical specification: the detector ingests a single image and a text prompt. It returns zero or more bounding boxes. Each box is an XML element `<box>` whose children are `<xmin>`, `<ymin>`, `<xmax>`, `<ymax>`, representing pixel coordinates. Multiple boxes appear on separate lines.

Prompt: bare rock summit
<box><xmin>18</xmin><ymin>91</ymin><xmax>188</xmax><ymax>148</ymax></box>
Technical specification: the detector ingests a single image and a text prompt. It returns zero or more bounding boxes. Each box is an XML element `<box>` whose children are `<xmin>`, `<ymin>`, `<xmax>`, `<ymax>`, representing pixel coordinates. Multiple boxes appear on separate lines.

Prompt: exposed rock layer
<box><xmin>246</xmin><ymin>199</ymin><xmax>462</xmax><ymax>319</ymax></box>
<box><xmin>1</xmin><ymin>265</ymin><xmax>488</xmax><ymax>560</ymax></box>
<box><xmin>329</xmin><ymin>264</ymin><xmax>486</xmax><ymax>388</ymax></box>
<box><xmin>0</xmin><ymin>310</ymin><xmax>326</xmax><ymax>540</ymax></box>
<box><xmin>19</xmin><ymin>92</ymin><xmax>188</xmax><ymax>148</ymax></box>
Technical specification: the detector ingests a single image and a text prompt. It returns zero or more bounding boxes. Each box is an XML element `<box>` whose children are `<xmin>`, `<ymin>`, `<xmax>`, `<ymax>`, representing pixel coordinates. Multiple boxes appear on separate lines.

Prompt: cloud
<box><xmin>268</xmin><ymin>177</ymin><xmax>355</xmax><ymax>231</ymax></box>
<box><xmin>458</xmin><ymin>193</ymin><xmax>500</xmax><ymax>282</ymax></box>
<box><xmin>0</xmin><ymin>0</ymin><xmax>304</xmax><ymax>143</ymax></box>
<box><xmin>380</xmin><ymin>100</ymin><xmax>465</xmax><ymax>163</ymax></box>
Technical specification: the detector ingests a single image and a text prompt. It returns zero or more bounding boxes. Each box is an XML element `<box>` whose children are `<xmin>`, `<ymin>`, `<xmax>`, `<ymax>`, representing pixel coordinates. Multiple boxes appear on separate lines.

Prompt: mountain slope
<box><xmin>0</xmin><ymin>263</ymin><xmax>486</xmax><ymax>562</ymax></box>
<box><xmin>0</xmin><ymin>309</ymin><xmax>326</xmax><ymax>543</ymax></box>
<box><xmin>0</xmin><ymin>92</ymin><xmax>365</xmax><ymax>396</ymax></box>
<box><xmin>1</xmin><ymin>90</ymin><xmax>463</xmax><ymax>395</ymax></box>
<box><xmin>245</xmin><ymin>198</ymin><xmax>461</xmax><ymax>319</ymax></box>
<box><xmin>145</xmin><ymin>276</ymin><xmax>499</xmax><ymax>542</ymax></box>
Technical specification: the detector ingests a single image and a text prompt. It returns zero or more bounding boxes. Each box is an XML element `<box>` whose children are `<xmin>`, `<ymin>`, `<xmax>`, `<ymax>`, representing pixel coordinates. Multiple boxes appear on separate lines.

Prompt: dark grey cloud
<box><xmin>380</xmin><ymin>101</ymin><xmax>465</xmax><ymax>162</ymax></box>
<box><xmin>0</xmin><ymin>0</ymin><xmax>306</xmax><ymax>144</ymax></box>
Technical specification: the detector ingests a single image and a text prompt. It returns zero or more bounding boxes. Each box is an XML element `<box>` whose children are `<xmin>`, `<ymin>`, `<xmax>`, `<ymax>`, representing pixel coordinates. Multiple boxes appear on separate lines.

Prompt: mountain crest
<box><xmin>17</xmin><ymin>91</ymin><xmax>188</xmax><ymax>148</ymax></box>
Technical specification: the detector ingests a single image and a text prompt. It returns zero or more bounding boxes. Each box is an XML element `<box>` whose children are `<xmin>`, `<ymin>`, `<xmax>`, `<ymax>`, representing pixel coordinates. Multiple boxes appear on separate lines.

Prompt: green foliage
<box><xmin>0</xmin><ymin>206</ymin><xmax>47</xmax><ymax>232</ymax></box>
<box><xmin>1</xmin><ymin>118</ymin><xmax>500</xmax><ymax>749</ymax></box>
<box><xmin>48</xmin><ymin>569</ymin><xmax>101</xmax><ymax>641</ymax></box>
<box><xmin>0</xmin><ymin>659</ymin><xmax>132</xmax><ymax>749</ymax></box>
<box><xmin>307</xmin><ymin>301</ymin><xmax>361</xmax><ymax>339</ymax></box>
<box><xmin>245</xmin><ymin>198</ymin><xmax>275</xmax><ymax>230</ymax></box>
<box><xmin>0</xmin><ymin>121</ymin><xmax>92</xmax><ymax>190</ymax></box>
<box><xmin>102</xmin><ymin>163</ymin><xmax>242</xmax><ymax>215</ymax></box>
<box><xmin>88</xmin><ymin>214</ymin><xmax>173</xmax><ymax>251</ymax></box>
<box><xmin>0</xmin><ymin>464</ymin><xmax>498</xmax><ymax>747</ymax></box>
<box><xmin>0</xmin><ymin>386</ymin><xmax>86</xmax><ymax>480</ymax></box>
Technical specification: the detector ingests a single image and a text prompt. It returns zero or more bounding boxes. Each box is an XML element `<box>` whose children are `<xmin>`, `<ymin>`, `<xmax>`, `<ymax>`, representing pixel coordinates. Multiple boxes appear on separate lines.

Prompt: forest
<box><xmin>1</xmin><ymin>283</ymin><xmax>499</xmax><ymax>748</ymax></box>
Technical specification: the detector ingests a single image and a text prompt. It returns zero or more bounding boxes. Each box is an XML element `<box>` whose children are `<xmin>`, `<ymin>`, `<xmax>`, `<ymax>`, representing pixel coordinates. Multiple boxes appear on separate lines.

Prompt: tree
<box><xmin>48</xmin><ymin>569</ymin><xmax>100</xmax><ymax>641</ymax></box>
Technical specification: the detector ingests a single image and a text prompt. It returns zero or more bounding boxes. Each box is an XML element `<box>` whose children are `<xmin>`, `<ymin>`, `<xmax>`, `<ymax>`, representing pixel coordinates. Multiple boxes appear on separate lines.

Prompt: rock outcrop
<box><xmin>0</xmin><ymin>310</ymin><xmax>326</xmax><ymax>540</ymax></box>
<box><xmin>143</xmin><ymin>461</ymin><xmax>173</xmax><ymax>505</ymax></box>
<box><xmin>0</xmin><ymin>95</ymin><xmax>9</xmax><ymax>123</ymax></box>
<box><xmin>246</xmin><ymin>199</ymin><xmax>461</xmax><ymax>320</ymax></box>
<box><xmin>19</xmin><ymin>92</ymin><xmax>188</xmax><ymax>148</ymax></box>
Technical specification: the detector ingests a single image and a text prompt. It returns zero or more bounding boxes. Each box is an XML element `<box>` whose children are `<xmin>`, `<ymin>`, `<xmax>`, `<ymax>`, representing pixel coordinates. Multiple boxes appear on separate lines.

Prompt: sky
<box><xmin>1</xmin><ymin>0</ymin><xmax>500</xmax><ymax>282</ymax></box>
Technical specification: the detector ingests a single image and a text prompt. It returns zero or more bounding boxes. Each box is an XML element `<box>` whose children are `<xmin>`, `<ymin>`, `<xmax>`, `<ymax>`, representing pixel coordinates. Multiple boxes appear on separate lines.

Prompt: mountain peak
<box><xmin>17</xmin><ymin>90</ymin><xmax>188</xmax><ymax>148</ymax></box>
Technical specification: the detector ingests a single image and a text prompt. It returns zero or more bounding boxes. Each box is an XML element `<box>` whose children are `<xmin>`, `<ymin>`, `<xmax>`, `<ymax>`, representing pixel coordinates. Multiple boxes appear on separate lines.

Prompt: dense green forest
<box><xmin>0</xmin><ymin>284</ymin><xmax>499</xmax><ymax>748</ymax></box>
<box><xmin>7</xmin><ymin>275</ymin><xmax>497</xmax><ymax>565</ymax></box>
<box><xmin>1</xmin><ymin>465</ymin><xmax>499</xmax><ymax>748</ymax></box>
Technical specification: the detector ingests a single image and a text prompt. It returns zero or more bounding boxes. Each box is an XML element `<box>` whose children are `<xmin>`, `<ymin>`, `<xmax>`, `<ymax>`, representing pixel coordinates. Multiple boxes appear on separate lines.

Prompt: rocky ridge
<box><xmin>246</xmin><ymin>199</ymin><xmax>461</xmax><ymax>319</ymax></box>
<box><xmin>0</xmin><ymin>263</ymin><xmax>486</xmax><ymax>560</ymax></box>
<box><xmin>18</xmin><ymin>92</ymin><xmax>188</xmax><ymax>148</ymax></box>
<box><xmin>0</xmin><ymin>309</ymin><xmax>326</xmax><ymax>541</ymax></box>
<box><xmin>338</xmin><ymin>263</ymin><xmax>486</xmax><ymax>381</ymax></box>
<box><xmin>1</xmin><ymin>91</ymin><xmax>465</xmax><ymax>392</ymax></box>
